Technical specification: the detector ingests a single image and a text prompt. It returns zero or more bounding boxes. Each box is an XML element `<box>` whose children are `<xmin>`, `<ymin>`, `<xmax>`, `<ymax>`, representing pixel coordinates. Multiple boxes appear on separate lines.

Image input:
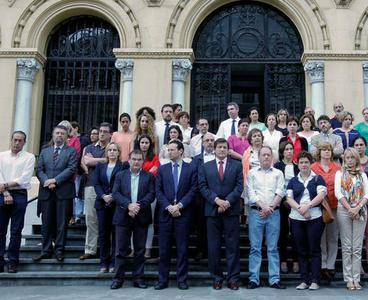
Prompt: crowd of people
<box><xmin>1</xmin><ymin>101</ymin><xmax>368</xmax><ymax>292</ymax></box>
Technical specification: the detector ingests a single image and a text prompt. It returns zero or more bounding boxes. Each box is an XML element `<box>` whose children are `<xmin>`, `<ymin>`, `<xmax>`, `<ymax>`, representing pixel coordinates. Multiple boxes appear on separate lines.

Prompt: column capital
<box><xmin>16</xmin><ymin>58</ymin><xmax>41</xmax><ymax>83</ymax></box>
<box><xmin>115</xmin><ymin>59</ymin><xmax>134</xmax><ymax>81</ymax></box>
<box><xmin>172</xmin><ymin>59</ymin><xmax>192</xmax><ymax>82</ymax></box>
<box><xmin>363</xmin><ymin>62</ymin><xmax>368</xmax><ymax>84</ymax></box>
<box><xmin>304</xmin><ymin>60</ymin><xmax>325</xmax><ymax>84</ymax></box>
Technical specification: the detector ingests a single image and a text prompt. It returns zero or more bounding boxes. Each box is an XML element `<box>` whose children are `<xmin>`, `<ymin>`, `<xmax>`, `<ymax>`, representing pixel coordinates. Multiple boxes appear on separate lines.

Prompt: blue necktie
<box><xmin>164</xmin><ymin>122</ymin><xmax>170</xmax><ymax>144</ymax></box>
<box><xmin>231</xmin><ymin>119</ymin><xmax>236</xmax><ymax>136</ymax></box>
<box><xmin>173</xmin><ymin>162</ymin><xmax>179</xmax><ymax>198</ymax></box>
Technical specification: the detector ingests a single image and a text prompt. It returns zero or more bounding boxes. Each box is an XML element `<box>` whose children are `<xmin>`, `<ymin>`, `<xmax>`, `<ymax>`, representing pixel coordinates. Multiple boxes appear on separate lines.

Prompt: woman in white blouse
<box><xmin>334</xmin><ymin>147</ymin><xmax>368</xmax><ymax>290</ymax></box>
<box><xmin>263</xmin><ymin>113</ymin><xmax>283</xmax><ymax>162</ymax></box>
<box><xmin>298</xmin><ymin>114</ymin><xmax>319</xmax><ymax>149</ymax></box>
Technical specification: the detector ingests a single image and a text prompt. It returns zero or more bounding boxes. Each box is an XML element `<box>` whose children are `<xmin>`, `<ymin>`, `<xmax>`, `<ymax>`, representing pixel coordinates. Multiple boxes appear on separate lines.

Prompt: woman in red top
<box><xmin>279</xmin><ymin>116</ymin><xmax>308</xmax><ymax>163</ymax></box>
<box><xmin>137</xmin><ymin>134</ymin><xmax>160</xmax><ymax>257</ymax></box>
<box><xmin>311</xmin><ymin>143</ymin><xmax>341</xmax><ymax>281</ymax></box>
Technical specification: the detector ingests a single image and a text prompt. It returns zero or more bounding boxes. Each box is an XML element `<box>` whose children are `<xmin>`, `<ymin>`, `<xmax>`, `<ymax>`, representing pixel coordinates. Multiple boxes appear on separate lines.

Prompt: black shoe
<box><xmin>154</xmin><ymin>282</ymin><xmax>168</xmax><ymax>290</ymax></box>
<box><xmin>270</xmin><ymin>282</ymin><xmax>286</xmax><ymax>289</ymax></box>
<box><xmin>178</xmin><ymin>282</ymin><xmax>189</xmax><ymax>290</ymax></box>
<box><xmin>56</xmin><ymin>253</ymin><xmax>64</xmax><ymax>262</ymax></box>
<box><xmin>133</xmin><ymin>281</ymin><xmax>148</xmax><ymax>289</ymax></box>
<box><xmin>212</xmin><ymin>281</ymin><xmax>223</xmax><ymax>290</ymax></box>
<box><xmin>110</xmin><ymin>280</ymin><xmax>123</xmax><ymax>290</ymax></box>
<box><xmin>7</xmin><ymin>265</ymin><xmax>17</xmax><ymax>273</ymax></box>
<box><xmin>328</xmin><ymin>269</ymin><xmax>335</xmax><ymax>279</ymax></box>
<box><xmin>33</xmin><ymin>253</ymin><xmax>51</xmax><ymax>262</ymax></box>
<box><xmin>227</xmin><ymin>282</ymin><xmax>240</xmax><ymax>290</ymax></box>
<box><xmin>247</xmin><ymin>281</ymin><xmax>260</xmax><ymax>289</ymax></box>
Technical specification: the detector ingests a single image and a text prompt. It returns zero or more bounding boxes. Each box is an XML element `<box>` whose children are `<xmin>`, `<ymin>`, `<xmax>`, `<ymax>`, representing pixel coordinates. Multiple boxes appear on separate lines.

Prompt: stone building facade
<box><xmin>1</xmin><ymin>0</ymin><xmax>368</xmax><ymax>153</ymax></box>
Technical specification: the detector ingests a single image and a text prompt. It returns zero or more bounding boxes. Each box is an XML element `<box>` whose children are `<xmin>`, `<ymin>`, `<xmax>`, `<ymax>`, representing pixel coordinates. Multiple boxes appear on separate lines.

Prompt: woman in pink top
<box><xmin>111</xmin><ymin>113</ymin><xmax>133</xmax><ymax>162</ymax></box>
<box><xmin>228</xmin><ymin>118</ymin><xmax>250</xmax><ymax>161</ymax></box>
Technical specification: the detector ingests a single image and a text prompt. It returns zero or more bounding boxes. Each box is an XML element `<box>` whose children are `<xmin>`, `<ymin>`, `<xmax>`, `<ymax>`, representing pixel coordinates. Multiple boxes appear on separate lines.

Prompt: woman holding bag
<box><xmin>335</xmin><ymin>147</ymin><xmax>368</xmax><ymax>290</ymax></box>
<box><xmin>311</xmin><ymin>143</ymin><xmax>340</xmax><ymax>281</ymax></box>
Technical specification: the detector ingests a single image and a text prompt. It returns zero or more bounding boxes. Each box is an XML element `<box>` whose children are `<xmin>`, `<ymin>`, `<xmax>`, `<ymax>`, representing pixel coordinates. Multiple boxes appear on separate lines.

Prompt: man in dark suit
<box><xmin>198</xmin><ymin>138</ymin><xmax>243</xmax><ymax>290</ymax></box>
<box><xmin>191</xmin><ymin>133</ymin><xmax>215</xmax><ymax>260</ymax></box>
<box><xmin>110</xmin><ymin>149</ymin><xmax>155</xmax><ymax>289</ymax></box>
<box><xmin>155</xmin><ymin>140</ymin><xmax>197</xmax><ymax>290</ymax></box>
<box><xmin>34</xmin><ymin>125</ymin><xmax>78</xmax><ymax>262</ymax></box>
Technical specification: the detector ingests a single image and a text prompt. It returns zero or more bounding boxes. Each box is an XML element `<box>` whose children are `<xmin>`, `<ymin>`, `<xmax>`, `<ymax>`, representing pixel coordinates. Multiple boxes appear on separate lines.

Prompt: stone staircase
<box><xmin>0</xmin><ymin>223</ymin><xmax>366</xmax><ymax>286</ymax></box>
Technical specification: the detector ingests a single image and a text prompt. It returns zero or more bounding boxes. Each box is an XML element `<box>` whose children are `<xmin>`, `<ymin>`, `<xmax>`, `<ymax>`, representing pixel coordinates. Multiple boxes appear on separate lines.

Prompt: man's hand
<box><xmin>44</xmin><ymin>178</ymin><xmax>56</xmax><ymax>188</ymax></box>
<box><xmin>215</xmin><ymin>198</ymin><xmax>230</xmax><ymax>211</ymax></box>
<box><xmin>128</xmin><ymin>203</ymin><xmax>140</xmax><ymax>216</ymax></box>
<box><xmin>103</xmin><ymin>194</ymin><xmax>113</xmax><ymax>205</ymax></box>
<box><xmin>168</xmin><ymin>205</ymin><xmax>181</xmax><ymax>217</ymax></box>
<box><xmin>259</xmin><ymin>204</ymin><xmax>273</xmax><ymax>218</ymax></box>
<box><xmin>4</xmin><ymin>193</ymin><xmax>13</xmax><ymax>205</ymax></box>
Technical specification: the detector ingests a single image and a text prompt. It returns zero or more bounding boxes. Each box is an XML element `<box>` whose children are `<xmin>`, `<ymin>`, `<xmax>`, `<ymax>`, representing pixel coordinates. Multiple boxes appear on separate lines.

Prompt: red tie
<box><xmin>218</xmin><ymin>161</ymin><xmax>224</xmax><ymax>181</ymax></box>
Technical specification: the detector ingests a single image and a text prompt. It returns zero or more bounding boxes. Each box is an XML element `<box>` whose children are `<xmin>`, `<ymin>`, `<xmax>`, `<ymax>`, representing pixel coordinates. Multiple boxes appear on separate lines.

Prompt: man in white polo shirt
<box><xmin>216</xmin><ymin>102</ymin><xmax>241</xmax><ymax>139</ymax></box>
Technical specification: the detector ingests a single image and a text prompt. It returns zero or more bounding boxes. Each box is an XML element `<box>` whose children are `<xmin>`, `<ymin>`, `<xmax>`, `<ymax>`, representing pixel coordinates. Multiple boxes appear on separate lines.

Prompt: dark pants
<box><xmin>40</xmin><ymin>196</ymin><xmax>71</xmax><ymax>255</ymax></box>
<box><xmin>0</xmin><ymin>191</ymin><xmax>27</xmax><ymax>267</ymax></box>
<box><xmin>158</xmin><ymin>218</ymin><xmax>190</xmax><ymax>284</ymax></box>
<box><xmin>290</xmin><ymin>217</ymin><xmax>324</xmax><ymax>284</ymax></box>
<box><xmin>114</xmin><ymin>224</ymin><xmax>148</xmax><ymax>282</ymax></box>
<box><xmin>192</xmin><ymin>196</ymin><xmax>207</xmax><ymax>256</ymax></box>
<box><xmin>279</xmin><ymin>202</ymin><xmax>298</xmax><ymax>262</ymax></box>
<box><xmin>97</xmin><ymin>207</ymin><xmax>115</xmax><ymax>268</ymax></box>
<box><xmin>207</xmin><ymin>215</ymin><xmax>240</xmax><ymax>284</ymax></box>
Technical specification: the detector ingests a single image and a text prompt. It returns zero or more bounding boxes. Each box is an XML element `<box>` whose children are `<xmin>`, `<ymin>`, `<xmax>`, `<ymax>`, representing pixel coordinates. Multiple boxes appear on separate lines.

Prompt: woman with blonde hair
<box><xmin>311</xmin><ymin>143</ymin><xmax>340</xmax><ymax>281</ymax></box>
<box><xmin>335</xmin><ymin>147</ymin><xmax>368</xmax><ymax>290</ymax></box>
<box><xmin>132</xmin><ymin>113</ymin><xmax>159</xmax><ymax>154</ymax></box>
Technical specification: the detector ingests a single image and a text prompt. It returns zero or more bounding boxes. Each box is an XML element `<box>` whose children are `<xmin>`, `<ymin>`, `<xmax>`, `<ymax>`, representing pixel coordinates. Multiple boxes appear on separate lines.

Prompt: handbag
<box><xmin>321</xmin><ymin>198</ymin><xmax>334</xmax><ymax>224</ymax></box>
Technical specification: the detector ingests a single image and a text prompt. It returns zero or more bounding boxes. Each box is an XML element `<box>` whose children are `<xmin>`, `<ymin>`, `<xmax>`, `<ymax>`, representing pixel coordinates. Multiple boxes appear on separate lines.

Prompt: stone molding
<box><xmin>0</xmin><ymin>48</ymin><xmax>47</xmax><ymax>65</ymax></box>
<box><xmin>172</xmin><ymin>59</ymin><xmax>192</xmax><ymax>82</ymax></box>
<box><xmin>113</xmin><ymin>48</ymin><xmax>194</xmax><ymax>60</ymax></box>
<box><xmin>354</xmin><ymin>8</ymin><xmax>368</xmax><ymax>50</ymax></box>
<box><xmin>115</xmin><ymin>59</ymin><xmax>134</xmax><ymax>81</ymax></box>
<box><xmin>144</xmin><ymin>0</ymin><xmax>164</xmax><ymax>7</ymax></box>
<box><xmin>363</xmin><ymin>62</ymin><xmax>368</xmax><ymax>84</ymax></box>
<box><xmin>7</xmin><ymin>0</ymin><xmax>16</xmax><ymax>7</ymax></box>
<box><xmin>333</xmin><ymin>0</ymin><xmax>353</xmax><ymax>8</ymax></box>
<box><xmin>12</xmin><ymin>0</ymin><xmax>142</xmax><ymax>48</ymax></box>
<box><xmin>302</xmin><ymin>50</ymin><xmax>368</xmax><ymax>63</ymax></box>
<box><xmin>16</xmin><ymin>58</ymin><xmax>41</xmax><ymax>83</ymax></box>
<box><xmin>304</xmin><ymin>60</ymin><xmax>325</xmax><ymax>84</ymax></box>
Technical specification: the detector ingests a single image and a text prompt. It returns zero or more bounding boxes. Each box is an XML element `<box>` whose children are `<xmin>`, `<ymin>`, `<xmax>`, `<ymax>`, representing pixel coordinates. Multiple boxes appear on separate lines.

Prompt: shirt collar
<box><xmin>297</xmin><ymin>170</ymin><xmax>317</xmax><ymax>182</ymax></box>
<box><xmin>130</xmin><ymin>168</ymin><xmax>141</xmax><ymax>176</ymax></box>
<box><xmin>54</xmin><ymin>144</ymin><xmax>64</xmax><ymax>150</ymax></box>
<box><xmin>216</xmin><ymin>157</ymin><xmax>227</xmax><ymax>165</ymax></box>
<box><xmin>256</xmin><ymin>166</ymin><xmax>273</xmax><ymax>172</ymax></box>
<box><xmin>95</xmin><ymin>141</ymin><xmax>107</xmax><ymax>149</ymax></box>
<box><xmin>171</xmin><ymin>159</ymin><xmax>183</xmax><ymax>167</ymax></box>
<box><xmin>9</xmin><ymin>150</ymin><xmax>24</xmax><ymax>158</ymax></box>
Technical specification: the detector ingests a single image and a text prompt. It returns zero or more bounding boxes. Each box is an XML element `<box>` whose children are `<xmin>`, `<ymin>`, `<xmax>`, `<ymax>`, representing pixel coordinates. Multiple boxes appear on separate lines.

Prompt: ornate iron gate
<box><xmin>191</xmin><ymin>2</ymin><xmax>305</xmax><ymax>130</ymax></box>
<box><xmin>41</xmin><ymin>16</ymin><xmax>120</xmax><ymax>145</ymax></box>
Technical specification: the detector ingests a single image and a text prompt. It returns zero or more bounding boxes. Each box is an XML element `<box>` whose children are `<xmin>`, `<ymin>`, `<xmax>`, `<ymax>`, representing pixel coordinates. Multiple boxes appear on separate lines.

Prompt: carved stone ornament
<box><xmin>172</xmin><ymin>59</ymin><xmax>192</xmax><ymax>82</ymax></box>
<box><xmin>363</xmin><ymin>62</ymin><xmax>368</xmax><ymax>84</ymax></box>
<box><xmin>334</xmin><ymin>0</ymin><xmax>353</xmax><ymax>8</ymax></box>
<box><xmin>115</xmin><ymin>59</ymin><xmax>134</xmax><ymax>81</ymax></box>
<box><xmin>304</xmin><ymin>61</ymin><xmax>325</xmax><ymax>84</ymax></box>
<box><xmin>7</xmin><ymin>0</ymin><xmax>16</xmax><ymax>7</ymax></box>
<box><xmin>16</xmin><ymin>58</ymin><xmax>41</xmax><ymax>83</ymax></box>
<box><xmin>145</xmin><ymin>0</ymin><xmax>164</xmax><ymax>7</ymax></box>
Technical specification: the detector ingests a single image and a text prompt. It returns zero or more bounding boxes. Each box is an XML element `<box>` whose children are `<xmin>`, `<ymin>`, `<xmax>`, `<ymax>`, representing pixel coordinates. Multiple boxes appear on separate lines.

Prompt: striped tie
<box><xmin>53</xmin><ymin>147</ymin><xmax>60</xmax><ymax>162</ymax></box>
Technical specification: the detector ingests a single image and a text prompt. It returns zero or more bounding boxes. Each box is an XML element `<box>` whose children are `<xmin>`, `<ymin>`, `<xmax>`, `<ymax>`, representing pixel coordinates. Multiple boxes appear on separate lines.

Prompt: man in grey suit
<box><xmin>34</xmin><ymin>125</ymin><xmax>78</xmax><ymax>262</ymax></box>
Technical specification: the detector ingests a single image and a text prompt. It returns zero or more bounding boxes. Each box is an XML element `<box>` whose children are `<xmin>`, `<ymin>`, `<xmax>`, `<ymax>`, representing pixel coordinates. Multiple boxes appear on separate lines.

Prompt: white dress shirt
<box><xmin>0</xmin><ymin>150</ymin><xmax>36</xmax><ymax>190</ymax></box>
<box><xmin>263</xmin><ymin>129</ymin><xmax>283</xmax><ymax>161</ymax></box>
<box><xmin>216</xmin><ymin>117</ymin><xmax>240</xmax><ymax>139</ymax></box>
<box><xmin>203</xmin><ymin>151</ymin><xmax>215</xmax><ymax>163</ymax></box>
<box><xmin>155</xmin><ymin>120</ymin><xmax>179</xmax><ymax>152</ymax></box>
<box><xmin>246</xmin><ymin>167</ymin><xmax>285</xmax><ymax>206</ymax></box>
<box><xmin>190</xmin><ymin>132</ymin><xmax>217</xmax><ymax>156</ymax></box>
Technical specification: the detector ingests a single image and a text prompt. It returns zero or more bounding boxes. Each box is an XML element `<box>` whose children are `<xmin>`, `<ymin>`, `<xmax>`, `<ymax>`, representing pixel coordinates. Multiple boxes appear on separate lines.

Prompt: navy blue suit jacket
<box><xmin>92</xmin><ymin>161</ymin><xmax>127</xmax><ymax>210</ymax></box>
<box><xmin>112</xmin><ymin>169</ymin><xmax>155</xmax><ymax>227</ymax></box>
<box><xmin>156</xmin><ymin>161</ymin><xmax>197</xmax><ymax>222</ymax></box>
<box><xmin>199</xmin><ymin>158</ymin><xmax>243</xmax><ymax>217</ymax></box>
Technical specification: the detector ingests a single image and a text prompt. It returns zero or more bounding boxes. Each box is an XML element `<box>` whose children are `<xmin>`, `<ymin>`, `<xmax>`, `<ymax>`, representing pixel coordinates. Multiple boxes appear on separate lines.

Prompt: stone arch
<box><xmin>354</xmin><ymin>7</ymin><xmax>368</xmax><ymax>49</ymax></box>
<box><xmin>12</xmin><ymin>0</ymin><xmax>142</xmax><ymax>52</ymax></box>
<box><xmin>166</xmin><ymin>0</ymin><xmax>331</xmax><ymax>50</ymax></box>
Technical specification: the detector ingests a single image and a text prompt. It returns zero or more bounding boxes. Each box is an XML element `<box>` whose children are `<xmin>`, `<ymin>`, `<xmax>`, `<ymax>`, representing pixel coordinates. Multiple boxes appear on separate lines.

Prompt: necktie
<box><xmin>173</xmin><ymin>163</ymin><xmax>179</xmax><ymax>198</ymax></box>
<box><xmin>218</xmin><ymin>160</ymin><xmax>224</xmax><ymax>181</ymax></box>
<box><xmin>53</xmin><ymin>147</ymin><xmax>60</xmax><ymax>162</ymax></box>
<box><xmin>164</xmin><ymin>122</ymin><xmax>170</xmax><ymax>144</ymax></box>
<box><xmin>231</xmin><ymin>119</ymin><xmax>236</xmax><ymax>136</ymax></box>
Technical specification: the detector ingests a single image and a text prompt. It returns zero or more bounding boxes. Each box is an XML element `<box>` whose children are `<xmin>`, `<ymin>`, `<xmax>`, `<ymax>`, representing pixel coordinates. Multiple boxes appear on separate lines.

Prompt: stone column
<box><xmin>304</xmin><ymin>60</ymin><xmax>325</xmax><ymax>118</ymax></box>
<box><xmin>363</xmin><ymin>62</ymin><xmax>368</xmax><ymax>107</ymax></box>
<box><xmin>13</xmin><ymin>58</ymin><xmax>41</xmax><ymax>146</ymax></box>
<box><xmin>115</xmin><ymin>59</ymin><xmax>134</xmax><ymax>116</ymax></box>
<box><xmin>172</xmin><ymin>59</ymin><xmax>192</xmax><ymax>106</ymax></box>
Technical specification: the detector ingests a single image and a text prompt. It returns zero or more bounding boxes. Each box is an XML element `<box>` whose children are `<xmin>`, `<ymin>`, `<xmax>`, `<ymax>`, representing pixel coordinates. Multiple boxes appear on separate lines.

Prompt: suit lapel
<box><xmin>176</xmin><ymin>162</ymin><xmax>187</xmax><ymax>195</ymax></box>
<box><xmin>125</xmin><ymin>171</ymin><xmax>132</xmax><ymax>199</ymax></box>
<box><xmin>54</xmin><ymin>145</ymin><xmax>67</xmax><ymax>167</ymax></box>
<box><xmin>223</xmin><ymin>159</ymin><xmax>231</xmax><ymax>180</ymax></box>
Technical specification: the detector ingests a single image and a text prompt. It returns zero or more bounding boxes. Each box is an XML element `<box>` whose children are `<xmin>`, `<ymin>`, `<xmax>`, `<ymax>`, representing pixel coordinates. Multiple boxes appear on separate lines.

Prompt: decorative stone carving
<box><xmin>115</xmin><ymin>59</ymin><xmax>134</xmax><ymax>81</ymax></box>
<box><xmin>16</xmin><ymin>58</ymin><xmax>41</xmax><ymax>83</ymax></box>
<box><xmin>333</xmin><ymin>0</ymin><xmax>353</xmax><ymax>8</ymax></box>
<box><xmin>172</xmin><ymin>59</ymin><xmax>192</xmax><ymax>82</ymax></box>
<box><xmin>363</xmin><ymin>62</ymin><xmax>368</xmax><ymax>84</ymax></box>
<box><xmin>145</xmin><ymin>0</ymin><xmax>164</xmax><ymax>7</ymax></box>
<box><xmin>7</xmin><ymin>0</ymin><xmax>16</xmax><ymax>7</ymax></box>
<box><xmin>304</xmin><ymin>61</ymin><xmax>324</xmax><ymax>84</ymax></box>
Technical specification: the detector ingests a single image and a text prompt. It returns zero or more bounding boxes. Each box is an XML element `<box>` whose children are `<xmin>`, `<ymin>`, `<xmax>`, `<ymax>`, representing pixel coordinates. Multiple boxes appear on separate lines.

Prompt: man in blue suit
<box><xmin>110</xmin><ymin>149</ymin><xmax>155</xmax><ymax>289</ymax></box>
<box><xmin>155</xmin><ymin>140</ymin><xmax>197</xmax><ymax>290</ymax></box>
<box><xmin>34</xmin><ymin>125</ymin><xmax>78</xmax><ymax>262</ymax></box>
<box><xmin>199</xmin><ymin>138</ymin><xmax>243</xmax><ymax>290</ymax></box>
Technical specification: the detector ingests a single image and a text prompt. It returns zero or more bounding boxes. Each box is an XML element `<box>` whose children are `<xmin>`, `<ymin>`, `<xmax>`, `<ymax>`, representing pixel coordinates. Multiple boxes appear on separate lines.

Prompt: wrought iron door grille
<box><xmin>41</xmin><ymin>16</ymin><xmax>120</xmax><ymax>146</ymax></box>
<box><xmin>191</xmin><ymin>2</ymin><xmax>305</xmax><ymax>130</ymax></box>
